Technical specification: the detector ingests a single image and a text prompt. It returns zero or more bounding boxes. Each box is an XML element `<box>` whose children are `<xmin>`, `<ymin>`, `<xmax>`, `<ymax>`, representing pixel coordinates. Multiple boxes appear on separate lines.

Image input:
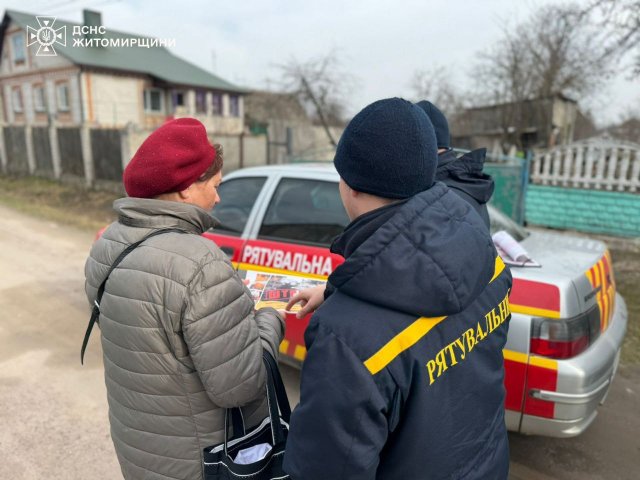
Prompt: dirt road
<box><xmin>0</xmin><ymin>205</ymin><xmax>120</xmax><ymax>479</ymax></box>
<box><xmin>0</xmin><ymin>204</ymin><xmax>638</xmax><ymax>479</ymax></box>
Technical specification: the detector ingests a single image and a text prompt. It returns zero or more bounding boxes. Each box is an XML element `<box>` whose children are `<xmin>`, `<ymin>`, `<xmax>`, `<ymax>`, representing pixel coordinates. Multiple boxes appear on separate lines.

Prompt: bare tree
<box><xmin>580</xmin><ymin>0</ymin><xmax>640</xmax><ymax>74</ymax></box>
<box><xmin>277</xmin><ymin>52</ymin><xmax>353</xmax><ymax>147</ymax></box>
<box><xmin>410</xmin><ymin>66</ymin><xmax>466</xmax><ymax>118</ymax></box>
<box><xmin>479</xmin><ymin>4</ymin><xmax>609</xmax><ymax>100</ymax></box>
<box><xmin>527</xmin><ymin>7</ymin><xmax>606</xmax><ymax>98</ymax></box>
<box><xmin>472</xmin><ymin>3</ymin><xmax>611</xmax><ymax>149</ymax></box>
<box><xmin>473</xmin><ymin>31</ymin><xmax>540</xmax><ymax>149</ymax></box>
<box><xmin>605</xmin><ymin>107</ymin><xmax>640</xmax><ymax>142</ymax></box>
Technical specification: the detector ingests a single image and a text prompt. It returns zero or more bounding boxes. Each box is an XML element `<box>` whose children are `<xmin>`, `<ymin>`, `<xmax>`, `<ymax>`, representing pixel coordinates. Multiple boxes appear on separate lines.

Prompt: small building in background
<box><xmin>244</xmin><ymin>90</ymin><xmax>343</xmax><ymax>163</ymax></box>
<box><xmin>452</xmin><ymin>94</ymin><xmax>579</xmax><ymax>154</ymax></box>
<box><xmin>245</xmin><ymin>90</ymin><xmax>311</xmax><ymax>163</ymax></box>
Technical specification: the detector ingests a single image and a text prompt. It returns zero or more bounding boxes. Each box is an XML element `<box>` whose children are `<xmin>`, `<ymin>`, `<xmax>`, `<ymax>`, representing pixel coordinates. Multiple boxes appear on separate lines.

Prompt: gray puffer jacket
<box><xmin>84</xmin><ymin>198</ymin><xmax>284</xmax><ymax>480</ymax></box>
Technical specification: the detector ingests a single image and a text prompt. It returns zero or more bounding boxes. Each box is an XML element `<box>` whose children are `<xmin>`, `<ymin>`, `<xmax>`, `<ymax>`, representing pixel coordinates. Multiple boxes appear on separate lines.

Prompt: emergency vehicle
<box><xmin>196</xmin><ymin>163</ymin><xmax>629</xmax><ymax>438</ymax></box>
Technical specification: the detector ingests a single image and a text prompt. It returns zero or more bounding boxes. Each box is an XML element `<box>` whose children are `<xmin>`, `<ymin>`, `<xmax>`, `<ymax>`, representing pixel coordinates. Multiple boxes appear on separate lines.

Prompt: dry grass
<box><xmin>610</xmin><ymin>246</ymin><xmax>640</xmax><ymax>365</ymax></box>
<box><xmin>0</xmin><ymin>174</ymin><xmax>118</xmax><ymax>232</ymax></box>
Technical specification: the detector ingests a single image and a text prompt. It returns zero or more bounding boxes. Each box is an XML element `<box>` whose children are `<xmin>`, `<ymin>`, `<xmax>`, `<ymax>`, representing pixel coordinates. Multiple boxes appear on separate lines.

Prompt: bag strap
<box><xmin>264</xmin><ymin>351</ymin><xmax>284</xmax><ymax>446</ymax></box>
<box><xmin>230</xmin><ymin>408</ymin><xmax>246</xmax><ymax>438</ymax></box>
<box><xmin>263</xmin><ymin>350</ymin><xmax>291</xmax><ymax>422</ymax></box>
<box><xmin>224</xmin><ymin>350</ymin><xmax>292</xmax><ymax>454</ymax></box>
<box><xmin>80</xmin><ymin>228</ymin><xmax>186</xmax><ymax>364</ymax></box>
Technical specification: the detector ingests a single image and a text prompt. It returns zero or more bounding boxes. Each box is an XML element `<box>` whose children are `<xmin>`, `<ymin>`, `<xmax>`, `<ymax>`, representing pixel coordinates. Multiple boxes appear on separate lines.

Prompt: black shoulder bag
<box><xmin>203</xmin><ymin>350</ymin><xmax>291</xmax><ymax>479</ymax></box>
<box><xmin>80</xmin><ymin>228</ymin><xmax>186</xmax><ymax>364</ymax></box>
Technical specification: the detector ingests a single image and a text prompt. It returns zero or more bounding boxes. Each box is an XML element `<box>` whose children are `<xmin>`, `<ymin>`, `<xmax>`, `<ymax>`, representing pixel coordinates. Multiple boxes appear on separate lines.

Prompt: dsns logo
<box><xmin>27</xmin><ymin>16</ymin><xmax>66</xmax><ymax>56</ymax></box>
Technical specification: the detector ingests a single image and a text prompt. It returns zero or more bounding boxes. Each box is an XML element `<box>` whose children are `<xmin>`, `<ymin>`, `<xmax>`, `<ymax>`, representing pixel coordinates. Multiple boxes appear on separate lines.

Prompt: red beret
<box><xmin>123</xmin><ymin>118</ymin><xmax>216</xmax><ymax>198</ymax></box>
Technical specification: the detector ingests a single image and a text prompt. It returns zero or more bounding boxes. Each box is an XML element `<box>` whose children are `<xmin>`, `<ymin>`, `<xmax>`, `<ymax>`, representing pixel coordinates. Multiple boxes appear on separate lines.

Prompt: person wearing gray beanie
<box><xmin>284</xmin><ymin>98</ymin><xmax>512</xmax><ymax>480</ymax></box>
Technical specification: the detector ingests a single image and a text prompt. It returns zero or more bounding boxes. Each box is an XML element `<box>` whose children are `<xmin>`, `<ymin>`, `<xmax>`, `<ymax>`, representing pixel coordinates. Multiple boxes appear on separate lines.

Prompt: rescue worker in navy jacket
<box><xmin>416</xmin><ymin>100</ymin><xmax>494</xmax><ymax>229</ymax></box>
<box><xmin>283</xmin><ymin>98</ymin><xmax>512</xmax><ymax>480</ymax></box>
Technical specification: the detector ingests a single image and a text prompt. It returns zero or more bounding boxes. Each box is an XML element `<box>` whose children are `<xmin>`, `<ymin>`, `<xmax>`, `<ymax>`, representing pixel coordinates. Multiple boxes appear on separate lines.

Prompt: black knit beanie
<box><xmin>416</xmin><ymin>100</ymin><xmax>450</xmax><ymax>149</ymax></box>
<box><xmin>333</xmin><ymin>98</ymin><xmax>438</xmax><ymax>199</ymax></box>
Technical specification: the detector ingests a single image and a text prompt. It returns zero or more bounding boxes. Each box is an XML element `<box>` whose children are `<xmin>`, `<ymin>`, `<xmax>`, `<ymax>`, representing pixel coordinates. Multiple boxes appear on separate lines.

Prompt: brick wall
<box><xmin>526</xmin><ymin>185</ymin><xmax>640</xmax><ymax>237</ymax></box>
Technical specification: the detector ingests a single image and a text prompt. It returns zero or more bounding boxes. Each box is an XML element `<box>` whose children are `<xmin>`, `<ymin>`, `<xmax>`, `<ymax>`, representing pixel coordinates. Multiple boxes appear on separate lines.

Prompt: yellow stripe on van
<box><xmin>503</xmin><ymin>349</ymin><xmax>528</xmax><ymax>364</ymax></box>
<box><xmin>293</xmin><ymin>345</ymin><xmax>307</xmax><ymax>361</ymax></box>
<box><xmin>503</xmin><ymin>349</ymin><xmax>558</xmax><ymax>371</ymax></box>
<box><xmin>509</xmin><ymin>305</ymin><xmax>561</xmax><ymax>319</ymax></box>
<box><xmin>279</xmin><ymin>339</ymin><xmax>290</xmax><ymax>355</ymax></box>
<box><xmin>233</xmin><ymin>262</ymin><xmax>328</xmax><ymax>280</ymax></box>
<box><xmin>529</xmin><ymin>355</ymin><xmax>558</xmax><ymax>371</ymax></box>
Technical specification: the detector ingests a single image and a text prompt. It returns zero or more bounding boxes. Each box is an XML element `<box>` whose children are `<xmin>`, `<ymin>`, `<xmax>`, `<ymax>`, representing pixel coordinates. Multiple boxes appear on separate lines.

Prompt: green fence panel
<box><xmin>484</xmin><ymin>162</ymin><xmax>526</xmax><ymax>223</ymax></box>
<box><xmin>526</xmin><ymin>185</ymin><xmax>640</xmax><ymax>237</ymax></box>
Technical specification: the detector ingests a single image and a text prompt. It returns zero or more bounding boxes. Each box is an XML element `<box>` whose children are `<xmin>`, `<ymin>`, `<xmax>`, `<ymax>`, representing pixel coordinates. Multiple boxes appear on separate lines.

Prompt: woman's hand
<box><xmin>286</xmin><ymin>285</ymin><xmax>326</xmax><ymax>319</ymax></box>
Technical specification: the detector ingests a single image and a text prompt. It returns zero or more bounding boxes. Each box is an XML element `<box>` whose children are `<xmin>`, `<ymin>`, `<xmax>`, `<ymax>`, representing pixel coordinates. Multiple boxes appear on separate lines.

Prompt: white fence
<box><xmin>531</xmin><ymin>138</ymin><xmax>640</xmax><ymax>192</ymax></box>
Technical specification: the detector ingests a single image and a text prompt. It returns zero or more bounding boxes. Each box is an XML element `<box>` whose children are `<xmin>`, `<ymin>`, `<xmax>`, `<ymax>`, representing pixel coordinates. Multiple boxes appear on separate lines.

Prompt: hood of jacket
<box><xmin>113</xmin><ymin>197</ymin><xmax>217</xmax><ymax>234</ymax></box>
<box><xmin>436</xmin><ymin>148</ymin><xmax>495</xmax><ymax>205</ymax></box>
<box><xmin>328</xmin><ymin>182</ymin><xmax>496</xmax><ymax>318</ymax></box>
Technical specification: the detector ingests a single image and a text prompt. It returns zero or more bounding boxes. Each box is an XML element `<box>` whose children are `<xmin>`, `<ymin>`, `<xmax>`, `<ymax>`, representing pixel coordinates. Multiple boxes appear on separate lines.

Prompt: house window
<box><xmin>143</xmin><ymin>88</ymin><xmax>164</xmax><ymax>113</ymax></box>
<box><xmin>11</xmin><ymin>87</ymin><xmax>23</xmax><ymax>113</ymax></box>
<box><xmin>195</xmin><ymin>90</ymin><xmax>206</xmax><ymax>114</ymax></box>
<box><xmin>33</xmin><ymin>86</ymin><xmax>46</xmax><ymax>112</ymax></box>
<box><xmin>11</xmin><ymin>33</ymin><xmax>26</xmax><ymax>64</ymax></box>
<box><xmin>229</xmin><ymin>95</ymin><xmax>240</xmax><ymax>117</ymax></box>
<box><xmin>173</xmin><ymin>91</ymin><xmax>185</xmax><ymax>108</ymax></box>
<box><xmin>56</xmin><ymin>83</ymin><xmax>70</xmax><ymax>111</ymax></box>
<box><xmin>211</xmin><ymin>93</ymin><xmax>222</xmax><ymax>116</ymax></box>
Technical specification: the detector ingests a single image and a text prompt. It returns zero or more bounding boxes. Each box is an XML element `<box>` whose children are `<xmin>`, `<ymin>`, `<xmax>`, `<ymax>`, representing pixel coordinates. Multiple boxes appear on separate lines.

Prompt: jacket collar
<box><xmin>331</xmin><ymin>200</ymin><xmax>407</xmax><ymax>259</ymax></box>
<box><xmin>435</xmin><ymin>148</ymin><xmax>494</xmax><ymax>204</ymax></box>
<box><xmin>437</xmin><ymin>148</ymin><xmax>458</xmax><ymax>168</ymax></box>
<box><xmin>113</xmin><ymin>197</ymin><xmax>216</xmax><ymax>234</ymax></box>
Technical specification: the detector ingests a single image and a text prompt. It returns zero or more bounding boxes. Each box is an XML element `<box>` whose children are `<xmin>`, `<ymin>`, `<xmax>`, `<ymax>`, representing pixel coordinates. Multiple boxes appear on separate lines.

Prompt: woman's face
<box><xmin>189</xmin><ymin>171</ymin><xmax>222</xmax><ymax>211</ymax></box>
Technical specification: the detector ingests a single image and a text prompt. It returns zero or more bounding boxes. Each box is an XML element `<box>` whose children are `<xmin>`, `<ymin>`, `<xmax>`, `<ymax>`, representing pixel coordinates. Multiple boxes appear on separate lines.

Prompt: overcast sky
<box><xmin>7</xmin><ymin>0</ymin><xmax>639</xmax><ymax>125</ymax></box>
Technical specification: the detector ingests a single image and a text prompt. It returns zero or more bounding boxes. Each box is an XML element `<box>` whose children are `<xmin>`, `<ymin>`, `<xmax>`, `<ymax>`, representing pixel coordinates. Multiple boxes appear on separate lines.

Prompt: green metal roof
<box><xmin>3</xmin><ymin>9</ymin><xmax>247</xmax><ymax>93</ymax></box>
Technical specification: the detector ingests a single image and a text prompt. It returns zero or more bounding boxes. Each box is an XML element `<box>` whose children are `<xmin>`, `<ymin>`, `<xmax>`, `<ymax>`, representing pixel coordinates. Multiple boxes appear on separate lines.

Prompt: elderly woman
<box><xmin>84</xmin><ymin>118</ymin><xmax>284</xmax><ymax>480</ymax></box>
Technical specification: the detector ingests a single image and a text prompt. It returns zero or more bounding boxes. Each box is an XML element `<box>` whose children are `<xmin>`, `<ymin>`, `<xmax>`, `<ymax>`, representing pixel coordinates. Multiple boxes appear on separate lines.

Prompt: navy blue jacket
<box><xmin>436</xmin><ymin>148</ymin><xmax>494</xmax><ymax>229</ymax></box>
<box><xmin>283</xmin><ymin>183</ymin><xmax>512</xmax><ymax>480</ymax></box>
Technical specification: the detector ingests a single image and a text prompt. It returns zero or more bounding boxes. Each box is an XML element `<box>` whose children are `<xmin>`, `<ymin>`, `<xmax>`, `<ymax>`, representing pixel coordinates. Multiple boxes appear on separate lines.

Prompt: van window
<box><xmin>259</xmin><ymin>178</ymin><xmax>349</xmax><ymax>247</ymax></box>
<box><xmin>213</xmin><ymin>177</ymin><xmax>266</xmax><ymax>235</ymax></box>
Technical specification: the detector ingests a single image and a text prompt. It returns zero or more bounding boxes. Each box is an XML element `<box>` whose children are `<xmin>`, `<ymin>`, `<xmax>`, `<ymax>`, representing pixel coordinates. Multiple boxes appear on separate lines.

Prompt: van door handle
<box><xmin>221</xmin><ymin>247</ymin><xmax>235</xmax><ymax>258</ymax></box>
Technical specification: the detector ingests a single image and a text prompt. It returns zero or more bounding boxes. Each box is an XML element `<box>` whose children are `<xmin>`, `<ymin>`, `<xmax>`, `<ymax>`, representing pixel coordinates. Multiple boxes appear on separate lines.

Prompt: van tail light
<box><xmin>530</xmin><ymin>307</ymin><xmax>601</xmax><ymax>359</ymax></box>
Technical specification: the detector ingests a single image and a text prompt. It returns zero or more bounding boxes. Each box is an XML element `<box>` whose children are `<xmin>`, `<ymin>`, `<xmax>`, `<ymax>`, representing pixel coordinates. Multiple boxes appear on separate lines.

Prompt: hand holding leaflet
<box><xmin>239</xmin><ymin>270</ymin><xmax>326</xmax><ymax>315</ymax></box>
<box><xmin>285</xmin><ymin>285</ymin><xmax>326</xmax><ymax>319</ymax></box>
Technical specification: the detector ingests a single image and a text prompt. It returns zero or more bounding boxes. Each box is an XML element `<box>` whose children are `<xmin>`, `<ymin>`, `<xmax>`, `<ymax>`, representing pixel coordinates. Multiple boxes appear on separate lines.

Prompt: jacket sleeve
<box><xmin>283</xmin><ymin>323</ymin><xmax>389</xmax><ymax>480</ymax></box>
<box><xmin>182</xmin><ymin>256</ymin><xmax>285</xmax><ymax>408</ymax></box>
<box><xmin>255</xmin><ymin>306</ymin><xmax>284</xmax><ymax>360</ymax></box>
